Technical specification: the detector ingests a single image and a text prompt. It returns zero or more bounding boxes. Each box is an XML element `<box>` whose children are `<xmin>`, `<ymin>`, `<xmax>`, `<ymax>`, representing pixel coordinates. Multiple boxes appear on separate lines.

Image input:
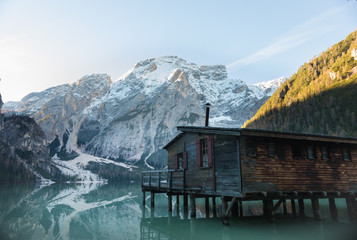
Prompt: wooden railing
<box><xmin>142</xmin><ymin>169</ymin><xmax>185</xmax><ymax>192</ymax></box>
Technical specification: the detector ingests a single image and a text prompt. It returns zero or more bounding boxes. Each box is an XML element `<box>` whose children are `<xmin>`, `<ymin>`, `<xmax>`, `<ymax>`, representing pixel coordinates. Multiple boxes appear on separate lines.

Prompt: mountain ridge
<box><xmin>4</xmin><ymin>56</ymin><xmax>283</xmax><ymax>170</ymax></box>
<box><xmin>244</xmin><ymin>30</ymin><xmax>357</xmax><ymax>136</ymax></box>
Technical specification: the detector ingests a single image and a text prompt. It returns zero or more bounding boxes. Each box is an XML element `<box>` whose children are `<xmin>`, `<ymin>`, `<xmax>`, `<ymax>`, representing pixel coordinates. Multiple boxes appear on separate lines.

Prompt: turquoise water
<box><xmin>0</xmin><ymin>182</ymin><xmax>356</xmax><ymax>240</ymax></box>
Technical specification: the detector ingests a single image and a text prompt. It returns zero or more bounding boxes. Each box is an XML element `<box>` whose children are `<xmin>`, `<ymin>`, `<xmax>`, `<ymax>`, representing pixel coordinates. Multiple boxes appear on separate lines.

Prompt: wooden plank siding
<box><xmin>145</xmin><ymin>127</ymin><xmax>357</xmax><ymax>198</ymax></box>
<box><xmin>240</xmin><ymin>136</ymin><xmax>357</xmax><ymax>193</ymax></box>
<box><xmin>214</xmin><ymin>135</ymin><xmax>241</xmax><ymax>193</ymax></box>
<box><xmin>166</xmin><ymin>132</ymin><xmax>215</xmax><ymax>192</ymax></box>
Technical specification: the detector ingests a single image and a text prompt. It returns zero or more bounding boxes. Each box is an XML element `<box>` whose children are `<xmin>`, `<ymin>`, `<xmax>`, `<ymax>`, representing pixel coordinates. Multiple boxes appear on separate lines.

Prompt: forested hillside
<box><xmin>244</xmin><ymin>30</ymin><xmax>357</xmax><ymax>137</ymax></box>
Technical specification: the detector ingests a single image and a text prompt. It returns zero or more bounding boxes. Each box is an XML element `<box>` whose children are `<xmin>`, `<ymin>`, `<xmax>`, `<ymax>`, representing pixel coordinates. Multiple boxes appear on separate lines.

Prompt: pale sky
<box><xmin>0</xmin><ymin>0</ymin><xmax>356</xmax><ymax>102</ymax></box>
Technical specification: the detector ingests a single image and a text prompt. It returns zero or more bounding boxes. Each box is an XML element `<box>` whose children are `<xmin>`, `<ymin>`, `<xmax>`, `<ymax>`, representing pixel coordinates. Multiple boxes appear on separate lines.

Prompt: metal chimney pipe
<box><xmin>205</xmin><ymin>103</ymin><xmax>211</xmax><ymax>127</ymax></box>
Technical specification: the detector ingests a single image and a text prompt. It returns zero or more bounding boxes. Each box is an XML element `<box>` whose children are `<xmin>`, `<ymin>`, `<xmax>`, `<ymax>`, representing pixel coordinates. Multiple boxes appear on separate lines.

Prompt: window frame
<box><xmin>200</xmin><ymin>138</ymin><xmax>209</xmax><ymax>167</ymax></box>
<box><xmin>321</xmin><ymin>146</ymin><xmax>329</xmax><ymax>160</ymax></box>
<box><xmin>307</xmin><ymin>145</ymin><xmax>316</xmax><ymax>159</ymax></box>
<box><xmin>247</xmin><ymin>142</ymin><xmax>257</xmax><ymax>157</ymax></box>
<box><xmin>342</xmin><ymin>147</ymin><xmax>351</xmax><ymax>161</ymax></box>
<box><xmin>177</xmin><ymin>152</ymin><xmax>184</xmax><ymax>169</ymax></box>
<box><xmin>268</xmin><ymin>143</ymin><xmax>276</xmax><ymax>157</ymax></box>
<box><xmin>196</xmin><ymin>136</ymin><xmax>213</xmax><ymax>168</ymax></box>
<box><xmin>291</xmin><ymin>144</ymin><xmax>303</xmax><ymax>159</ymax></box>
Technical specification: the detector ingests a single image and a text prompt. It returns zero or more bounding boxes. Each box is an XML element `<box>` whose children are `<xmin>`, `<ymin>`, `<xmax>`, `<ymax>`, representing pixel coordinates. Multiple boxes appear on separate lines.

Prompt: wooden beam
<box><xmin>298</xmin><ymin>198</ymin><xmax>305</xmax><ymax>218</ymax></box>
<box><xmin>346</xmin><ymin>196</ymin><xmax>355</xmax><ymax>223</ymax></box>
<box><xmin>329</xmin><ymin>198</ymin><xmax>338</xmax><ymax>222</ymax></box>
<box><xmin>168</xmin><ymin>194</ymin><xmax>172</xmax><ymax>212</ymax></box>
<box><xmin>225</xmin><ymin>197</ymin><xmax>237</xmax><ymax>216</ymax></box>
<box><xmin>311</xmin><ymin>197</ymin><xmax>321</xmax><ymax>221</ymax></box>
<box><xmin>205</xmin><ymin>197</ymin><xmax>210</xmax><ymax>217</ymax></box>
<box><xmin>239</xmin><ymin>201</ymin><xmax>243</xmax><ymax>217</ymax></box>
<box><xmin>264</xmin><ymin>199</ymin><xmax>274</xmax><ymax>222</ymax></box>
<box><xmin>291</xmin><ymin>199</ymin><xmax>296</xmax><ymax>217</ymax></box>
<box><xmin>142</xmin><ymin>191</ymin><xmax>146</xmax><ymax>206</ymax></box>
<box><xmin>190</xmin><ymin>194</ymin><xmax>196</xmax><ymax>218</ymax></box>
<box><xmin>184</xmin><ymin>194</ymin><xmax>188</xmax><ymax>208</ymax></box>
<box><xmin>273</xmin><ymin>199</ymin><xmax>284</xmax><ymax>211</ymax></box>
<box><xmin>151</xmin><ymin>192</ymin><xmax>155</xmax><ymax>208</ymax></box>
<box><xmin>283</xmin><ymin>199</ymin><xmax>287</xmax><ymax>216</ymax></box>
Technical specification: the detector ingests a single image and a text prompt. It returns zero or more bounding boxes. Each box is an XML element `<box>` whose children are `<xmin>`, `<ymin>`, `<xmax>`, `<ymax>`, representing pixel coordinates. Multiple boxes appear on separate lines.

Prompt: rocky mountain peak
<box><xmin>3</xmin><ymin>56</ymin><xmax>284</xmax><ymax>168</ymax></box>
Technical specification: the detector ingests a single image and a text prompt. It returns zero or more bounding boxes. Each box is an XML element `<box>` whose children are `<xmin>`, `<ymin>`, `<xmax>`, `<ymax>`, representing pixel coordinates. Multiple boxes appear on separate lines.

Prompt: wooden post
<box><xmin>283</xmin><ymin>199</ymin><xmax>287</xmax><ymax>216</ymax></box>
<box><xmin>142</xmin><ymin>191</ymin><xmax>146</xmax><ymax>206</ymax></box>
<box><xmin>205</xmin><ymin>197</ymin><xmax>210</xmax><ymax>217</ymax></box>
<box><xmin>264</xmin><ymin>199</ymin><xmax>274</xmax><ymax>222</ymax></box>
<box><xmin>151</xmin><ymin>192</ymin><xmax>155</xmax><ymax>208</ymax></box>
<box><xmin>346</xmin><ymin>196</ymin><xmax>355</xmax><ymax>223</ymax></box>
<box><xmin>232</xmin><ymin>200</ymin><xmax>238</xmax><ymax>217</ymax></box>
<box><xmin>168</xmin><ymin>194</ymin><xmax>172</xmax><ymax>212</ymax></box>
<box><xmin>176</xmin><ymin>195</ymin><xmax>180</xmax><ymax>207</ymax></box>
<box><xmin>190</xmin><ymin>194</ymin><xmax>196</xmax><ymax>218</ymax></box>
<box><xmin>328</xmin><ymin>198</ymin><xmax>338</xmax><ymax>222</ymax></box>
<box><xmin>212</xmin><ymin>197</ymin><xmax>217</xmax><ymax>217</ymax></box>
<box><xmin>184</xmin><ymin>194</ymin><xmax>188</xmax><ymax>208</ymax></box>
<box><xmin>239</xmin><ymin>201</ymin><xmax>243</xmax><ymax>217</ymax></box>
<box><xmin>311</xmin><ymin>197</ymin><xmax>321</xmax><ymax>221</ymax></box>
<box><xmin>291</xmin><ymin>199</ymin><xmax>296</xmax><ymax>217</ymax></box>
<box><xmin>298</xmin><ymin>198</ymin><xmax>305</xmax><ymax>218</ymax></box>
<box><xmin>222</xmin><ymin>197</ymin><xmax>229</xmax><ymax>225</ymax></box>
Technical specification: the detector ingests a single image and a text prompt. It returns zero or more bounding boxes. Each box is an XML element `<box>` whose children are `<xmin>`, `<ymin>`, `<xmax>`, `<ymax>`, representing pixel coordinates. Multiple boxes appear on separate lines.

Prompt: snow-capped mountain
<box><xmin>4</xmin><ymin>56</ymin><xmax>283</xmax><ymax>169</ymax></box>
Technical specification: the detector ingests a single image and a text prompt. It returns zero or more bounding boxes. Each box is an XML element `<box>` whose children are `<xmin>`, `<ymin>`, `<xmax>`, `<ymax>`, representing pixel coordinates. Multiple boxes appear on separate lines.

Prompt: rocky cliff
<box><xmin>4</xmin><ymin>56</ymin><xmax>283</xmax><ymax>169</ymax></box>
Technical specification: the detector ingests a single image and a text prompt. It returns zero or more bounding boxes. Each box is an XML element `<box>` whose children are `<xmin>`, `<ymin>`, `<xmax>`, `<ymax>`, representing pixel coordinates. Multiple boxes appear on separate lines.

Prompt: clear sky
<box><xmin>0</xmin><ymin>0</ymin><xmax>356</xmax><ymax>102</ymax></box>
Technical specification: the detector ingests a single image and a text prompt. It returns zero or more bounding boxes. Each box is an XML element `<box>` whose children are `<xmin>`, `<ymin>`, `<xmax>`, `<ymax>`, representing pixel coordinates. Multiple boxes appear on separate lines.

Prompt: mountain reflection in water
<box><xmin>0</xmin><ymin>183</ymin><xmax>356</xmax><ymax>240</ymax></box>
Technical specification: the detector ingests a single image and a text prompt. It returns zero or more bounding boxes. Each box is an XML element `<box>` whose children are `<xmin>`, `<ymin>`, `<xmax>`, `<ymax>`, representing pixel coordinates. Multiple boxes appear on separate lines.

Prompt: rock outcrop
<box><xmin>3</xmin><ymin>57</ymin><xmax>283</xmax><ymax>168</ymax></box>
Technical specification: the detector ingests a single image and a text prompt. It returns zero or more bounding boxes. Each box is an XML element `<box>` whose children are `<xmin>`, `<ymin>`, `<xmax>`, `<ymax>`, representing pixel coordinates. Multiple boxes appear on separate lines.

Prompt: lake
<box><xmin>0</xmin><ymin>182</ymin><xmax>356</xmax><ymax>240</ymax></box>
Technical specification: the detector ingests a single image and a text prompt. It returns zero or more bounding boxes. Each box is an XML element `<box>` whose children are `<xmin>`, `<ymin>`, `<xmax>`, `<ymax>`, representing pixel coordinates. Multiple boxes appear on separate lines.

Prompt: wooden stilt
<box><xmin>184</xmin><ymin>194</ymin><xmax>188</xmax><ymax>208</ymax></box>
<box><xmin>212</xmin><ymin>197</ymin><xmax>217</xmax><ymax>217</ymax></box>
<box><xmin>232</xmin><ymin>200</ymin><xmax>238</xmax><ymax>217</ymax></box>
<box><xmin>328</xmin><ymin>198</ymin><xmax>338</xmax><ymax>222</ymax></box>
<box><xmin>168</xmin><ymin>194</ymin><xmax>172</xmax><ymax>212</ymax></box>
<box><xmin>291</xmin><ymin>199</ymin><xmax>296</xmax><ymax>217</ymax></box>
<box><xmin>283</xmin><ymin>199</ymin><xmax>287</xmax><ymax>216</ymax></box>
<box><xmin>151</xmin><ymin>192</ymin><xmax>155</xmax><ymax>208</ymax></box>
<box><xmin>265</xmin><ymin>199</ymin><xmax>274</xmax><ymax>222</ymax></box>
<box><xmin>311</xmin><ymin>197</ymin><xmax>321</xmax><ymax>221</ymax></box>
<box><xmin>298</xmin><ymin>198</ymin><xmax>305</xmax><ymax>218</ymax></box>
<box><xmin>190</xmin><ymin>195</ymin><xmax>196</xmax><ymax>218</ymax></box>
<box><xmin>345</xmin><ymin>196</ymin><xmax>355</xmax><ymax>223</ymax></box>
<box><xmin>176</xmin><ymin>195</ymin><xmax>180</xmax><ymax>207</ymax></box>
<box><xmin>222</xmin><ymin>197</ymin><xmax>229</xmax><ymax>225</ymax></box>
<box><xmin>205</xmin><ymin>197</ymin><xmax>210</xmax><ymax>217</ymax></box>
<box><xmin>239</xmin><ymin>201</ymin><xmax>243</xmax><ymax>217</ymax></box>
<box><xmin>142</xmin><ymin>191</ymin><xmax>146</xmax><ymax>206</ymax></box>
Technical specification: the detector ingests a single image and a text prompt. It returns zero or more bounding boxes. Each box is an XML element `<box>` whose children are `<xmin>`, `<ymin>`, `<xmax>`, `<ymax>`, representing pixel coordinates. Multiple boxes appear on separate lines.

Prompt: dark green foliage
<box><xmin>245</xmin><ymin>30</ymin><xmax>357</xmax><ymax>137</ymax></box>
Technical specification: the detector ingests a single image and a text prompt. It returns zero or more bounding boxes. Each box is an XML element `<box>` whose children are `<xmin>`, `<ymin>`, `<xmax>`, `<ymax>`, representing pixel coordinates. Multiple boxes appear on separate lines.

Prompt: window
<box><xmin>201</xmin><ymin>138</ymin><xmax>209</xmax><ymax>167</ymax></box>
<box><xmin>307</xmin><ymin>145</ymin><xmax>316</xmax><ymax>159</ymax></box>
<box><xmin>268</xmin><ymin>143</ymin><xmax>276</xmax><ymax>157</ymax></box>
<box><xmin>177</xmin><ymin>153</ymin><xmax>183</xmax><ymax>169</ymax></box>
<box><xmin>196</xmin><ymin>137</ymin><xmax>213</xmax><ymax>167</ymax></box>
<box><xmin>175</xmin><ymin>152</ymin><xmax>187</xmax><ymax>169</ymax></box>
<box><xmin>342</xmin><ymin>147</ymin><xmax>351</xmax><ymax>161</ymax></box>
<box><xmin>247</xmin><ymin>142</ymin><xmax>256</xmax><ymax>157</ymax></box>
<box><xmin>292</xmin><ymin>145</ymin><xmax>303</xmax><ymax>158</ymax></box>
<box><xmin>321</xmin><ymin>146</ymin><xmax>329</xmax><ymax>159</ymax></box>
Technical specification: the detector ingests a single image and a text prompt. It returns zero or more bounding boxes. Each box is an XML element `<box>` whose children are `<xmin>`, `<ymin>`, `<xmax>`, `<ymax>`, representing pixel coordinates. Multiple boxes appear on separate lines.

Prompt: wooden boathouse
<box><xmin>142</xmin><ymin>122</ymin><xmax>357</xmax><ymax>223</ymax></box>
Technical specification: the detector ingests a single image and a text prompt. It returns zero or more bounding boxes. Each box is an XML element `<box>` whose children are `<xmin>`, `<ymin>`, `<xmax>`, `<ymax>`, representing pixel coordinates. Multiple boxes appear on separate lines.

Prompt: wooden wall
<box><xmin>214</xmin><ymin>135</ymin><xmax>241</xmax><ymax>194</ymax></box>
<box><xmin>167</xmin><ymin>133</ymin><xmax>215</xmax><ymax>192</ymax></box>
<box><xmin>240</xmin><ymin>136</ymin><xmax>357</xmax><ymax>193</ymax></box>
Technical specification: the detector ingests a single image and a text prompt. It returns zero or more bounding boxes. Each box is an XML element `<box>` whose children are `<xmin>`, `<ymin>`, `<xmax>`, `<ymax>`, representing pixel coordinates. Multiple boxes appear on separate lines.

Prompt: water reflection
<box><xmin>0</xmin><ymin>183</ymin><xmax>356</xmax><ymax>240</ymax></box>
<box><xmin>0</xmin><ymin>183</ymin><xmax>142</xmax><ymax>240</ymax></box>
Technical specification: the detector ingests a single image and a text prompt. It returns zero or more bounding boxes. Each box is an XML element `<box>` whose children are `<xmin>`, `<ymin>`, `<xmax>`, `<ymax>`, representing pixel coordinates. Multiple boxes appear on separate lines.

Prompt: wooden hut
<box><xmin>142</xmin><ymin>126</ymin><xmax>357</xmax><ymax>222</ymax></box>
